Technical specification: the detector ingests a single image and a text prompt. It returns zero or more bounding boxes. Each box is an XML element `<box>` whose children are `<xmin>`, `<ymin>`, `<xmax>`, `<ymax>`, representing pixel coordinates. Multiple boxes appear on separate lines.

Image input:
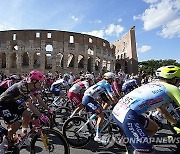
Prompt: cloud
<box><xmin>83</xmin><ymin>23</ymin><xmax>124</xmax><ymax>39</ymax></box>
<box><xmin>138</xmin><ymin>45</ymin><xmax>152</xmax><ymax>53</ymax></box>
<box><xmin>83</xmin><ymin>30</ymin><xmax>104</xmax><ymax>39</ymax></box>
<box><xmin>71</xmin><ymin>16</ymin><xmax>79</xmax><ymax>22</ymax></box>
<box><xmin>134</xmin><ymin>0</ymin><xmax>180</xmax><ymax>38</ymax></box>
<box><xmin>105</xmin><ymin>24</ymin><xmax>124</xmax><ymax>37</ymax></box>
<box><xmin>158</xmin><ymin>18</ymin><xmax>180</xmax><ymax>38</ymax></box>
<box><xmin>118</xmin><ymin>18</ymin><xmax>122</xmax><ymax>22</ymax></box>
<box><xmin>95</xmin><ymin>20</ymin><xmax>102</xmax><ymax>24</ymax></box>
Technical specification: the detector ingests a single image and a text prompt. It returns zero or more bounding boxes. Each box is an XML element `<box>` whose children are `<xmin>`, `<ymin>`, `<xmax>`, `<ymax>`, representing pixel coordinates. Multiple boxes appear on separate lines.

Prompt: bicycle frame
<box><xmin>76</xmin><ymin>110</ymin><xmax>113</xmax><ymax>135</ymax></box>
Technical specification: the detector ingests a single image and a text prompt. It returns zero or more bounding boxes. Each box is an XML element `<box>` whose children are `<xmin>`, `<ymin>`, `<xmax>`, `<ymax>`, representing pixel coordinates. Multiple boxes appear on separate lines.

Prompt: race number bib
<box><xmin>112</xmin><ymin>96</ymin><xmax>136</xmax><ymax>123</ymax></box>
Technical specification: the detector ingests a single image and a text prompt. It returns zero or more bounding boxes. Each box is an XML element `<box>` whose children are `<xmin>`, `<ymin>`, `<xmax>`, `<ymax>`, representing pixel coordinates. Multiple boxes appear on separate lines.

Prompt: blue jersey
<box><xmin>113</xmin><ymin>81</ymin><xmax>180</xmax><ymax>123</ymax></box>
<box><xmin>84</xmin><ymin>80</ymin><xmax>114</xmax><ymax>99</ymax></box>
<box><xmin>122</xmin><ymin>79</ymin><xmax>138</xmax><ymax>94</ymax></box>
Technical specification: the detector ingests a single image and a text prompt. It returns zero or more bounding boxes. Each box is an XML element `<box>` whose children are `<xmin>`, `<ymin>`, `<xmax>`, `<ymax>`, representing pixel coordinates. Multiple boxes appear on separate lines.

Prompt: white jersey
<box><xmin>51</xmin><ymin>79</ymin><xmax>69</xmax><ymax>88</ymax></box>
<box><xmin>69</xmin><ymin>81</ymin><xmax>89</xmax><ymax>93</ymax></box>
<box><xmin>113</xmin><ymin>81</ymin><xmax>179</xmax><ymax>123</ymax></box>
<box><xmin>84</xmin><ymin>80</ymin><xmax>114</xmax><ymax>99</ymax></box>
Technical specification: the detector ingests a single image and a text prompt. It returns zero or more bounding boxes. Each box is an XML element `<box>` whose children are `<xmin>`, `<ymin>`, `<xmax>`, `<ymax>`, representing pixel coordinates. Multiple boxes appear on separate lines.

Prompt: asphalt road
<box><xmin>19</xmin><ymin>127</ymin><xmax>178</xmax><ymax>154</ymax></box>
<box><xmin>0</xmin><ymin>120</ymin><xmax>178</xmax><ymax>154</ymax></box>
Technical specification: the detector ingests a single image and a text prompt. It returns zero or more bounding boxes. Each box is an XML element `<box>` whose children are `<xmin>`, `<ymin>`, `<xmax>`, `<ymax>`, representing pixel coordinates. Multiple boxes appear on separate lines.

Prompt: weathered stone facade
<box><xmin>113</xmin><ymin>26</ymin><xmax>138</xmax><ymax>75</ymax></box>
<box><xmin>0</xmin><ymin>28</ymin><xmax>138</xmax><ymax>75</ymax></box>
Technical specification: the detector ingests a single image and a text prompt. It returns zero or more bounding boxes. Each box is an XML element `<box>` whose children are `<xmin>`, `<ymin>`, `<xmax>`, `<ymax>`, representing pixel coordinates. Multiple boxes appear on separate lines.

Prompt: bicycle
<box><xmin>0</xmin><ymin>114</ymin><xmax>70</xmax><ymax>154</ymax></box>
<box><xmin>62</xmin><ymin>109</ymin><xmax>127</xmax><ymax>151</ymax></box>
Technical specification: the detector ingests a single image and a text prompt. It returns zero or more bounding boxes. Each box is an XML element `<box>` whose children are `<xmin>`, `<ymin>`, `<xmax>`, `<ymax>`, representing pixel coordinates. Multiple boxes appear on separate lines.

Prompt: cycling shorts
<box><xmin>82</xmin><ymin>95</ymin><xmax>101</xmax><ymax>114</ymax></box>
<box><xmin>112</xmin><ymin>109</ymin><xmax>154</xmax><ymax>153</ymax></box>
<box><xmin>0</xmin><ymin>101</ymin><xmax>26</xmax><ymax>124</ymax></box>
<box><xmin>67</xmin><ymin>92</ymin><xmax>82</xmax><ymax>106</ymax></box>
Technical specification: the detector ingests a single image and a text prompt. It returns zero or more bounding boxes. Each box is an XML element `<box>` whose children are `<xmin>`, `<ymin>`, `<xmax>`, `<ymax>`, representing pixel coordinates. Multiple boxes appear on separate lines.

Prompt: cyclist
<box><xmin>82</xmin><ymin>72</ymin><xmax>118</xmax><ymax>143</ymax></box>
<box><xmin>112</xmin><ymin>65</ymin><xmax>180</xmax><ymax>154</ymax></box>
<box><xmin>0</xmin><ymin>75</ymin><xmax>19</xmax><ymax>94</ymax></box>
<box><xmin>112</xmin><ymin>75</ymin><xmax>123</xmax><ymax>99</ymax></box>
<box><xmin>121</xmin><ymin>77</ymin><xmax>139</xmax><ymax>95</ymax></box>
<box><xmin>50</xmin><ymin>73</ymin><xmax>70</xmax><ymax>105</ymax></box>
<box><xmin>68</xmin><ymin>73</ymin><xmax>94</xmax><ymax>117</ymax></box>
<box><xmin>0</xmin><ymin>70</ymin><xmax>50</xmax><ymax>146</ymax></box>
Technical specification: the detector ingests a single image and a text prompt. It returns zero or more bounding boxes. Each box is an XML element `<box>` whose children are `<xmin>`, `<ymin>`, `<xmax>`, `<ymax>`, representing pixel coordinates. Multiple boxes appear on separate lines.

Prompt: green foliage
<box><xmin>138</xmin><ymin>59</ymin><xmax>180</xmax><ymax>76</ymax></box>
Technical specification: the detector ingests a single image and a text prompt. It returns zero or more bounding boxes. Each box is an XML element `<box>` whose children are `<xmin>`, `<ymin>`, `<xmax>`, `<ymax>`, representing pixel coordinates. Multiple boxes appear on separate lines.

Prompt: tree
<box><xmin>138</xmin><ymin>59</ymin><xmax>180</xmax><ymax>76</ymax></box>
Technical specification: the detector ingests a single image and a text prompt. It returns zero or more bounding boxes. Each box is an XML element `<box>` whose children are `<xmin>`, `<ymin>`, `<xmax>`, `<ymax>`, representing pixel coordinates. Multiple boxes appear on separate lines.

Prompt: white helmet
<box><xmin>85</xmin><ymin>74</ymin><xmax>94</xmax><ymax>80</ymax></box>
<box><xmin>104</xmin><ymin>72</ymin><xmax>115</xmax><ymax>79</ymax></box>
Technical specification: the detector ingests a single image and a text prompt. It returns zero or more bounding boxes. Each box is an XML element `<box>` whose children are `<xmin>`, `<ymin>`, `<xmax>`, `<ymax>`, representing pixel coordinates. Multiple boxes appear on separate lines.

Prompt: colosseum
<box><xmin>0</xmin><ymin>27</ymin><xmax>138</xmax><ymax>76</ymax></box>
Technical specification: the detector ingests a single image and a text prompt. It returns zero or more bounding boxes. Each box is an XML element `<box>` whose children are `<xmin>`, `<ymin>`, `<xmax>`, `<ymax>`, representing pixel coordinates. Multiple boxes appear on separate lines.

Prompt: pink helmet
<box><xmin>29</xmin><ymin>70</ymin><xmax>45</xmax><ymax>81</ymax></box>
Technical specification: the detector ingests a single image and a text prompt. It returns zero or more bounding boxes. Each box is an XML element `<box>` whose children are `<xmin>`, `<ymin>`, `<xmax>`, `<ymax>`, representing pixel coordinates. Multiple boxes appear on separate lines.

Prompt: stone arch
<box><xmin>67</xmin><ymin>53</ymin><xmax>74</xmax><ymax>68</ymax></box>
<box><xmin>33</xmin><ymin>52</ymin><xmax>41</xmax><ymax>68</ymax></box>
<box><xmin>0</xmin><ymin>52</ymin><xmax>6</xmax><ymax>68</ymax></box>
<box><xmin>102</xmin><ymin>59</ymin><xmax>107</xmax><ymax>73</ymax></box>
<box><xmin>10</xmin><ymin>53</ymin><xmax>17</xmax><ymax>68</ymax></box>
<box><xmin>107</xmin><ymin>60</ymin><xmax>111</xmax><ymax>71</ymax></box>
<box><xmin>87</xmin><ymin>56</ymin><xmax>93</xmax><ymax>73</ymax></box>
<box><xmin>22</xmin><ymin>52</ymin><xmax>29</xmax><ymax>67</ymax></box>
<box><xmin>56</xmin><ymin>52</ymin><xmax>64</xmax><ymax>68</ymax></box>
<box><xmin>95</xmin><ymin>57</ymin><xmax>101</xmax><ymax>71</ymax></box>
<box><xmin>88</xmin><ymin>47</ymin><xmax>94</xmax><ymax>55</ymax></box>
<box><xmin>45</xmin><ymin>53</ymin><xmax>52</xmax><ymax>69</ymax></box>
<box><xmin>78</xmin><ymin>55</ymin><xmax>84</xmax><ymax>68</ymax></box>
<box><xmin>12</xmin><ymin>44</ymin><xmax>18</xmax><ymax>51</ymax></box>
<box><xmin>45</xmin><ymin>44</ymin><xmax>53</xmax><ymax>52</ymax></box>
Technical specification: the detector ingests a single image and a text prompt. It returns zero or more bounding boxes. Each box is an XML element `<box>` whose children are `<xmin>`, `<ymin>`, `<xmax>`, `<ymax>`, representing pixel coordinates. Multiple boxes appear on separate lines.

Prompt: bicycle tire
<box><xmin>54</xmin><ymin>106</ymin><xmax>72</xmax><ymax>129</ymax></box>
<box><xmin>62</xmin><ymin>116</ymin><xmax>92</xmax><ymax>148</ymax></box>
<box><xmin>30</xmin><ymin>128</ymin><xmax>70</xmax><ymax>154</ymax></box>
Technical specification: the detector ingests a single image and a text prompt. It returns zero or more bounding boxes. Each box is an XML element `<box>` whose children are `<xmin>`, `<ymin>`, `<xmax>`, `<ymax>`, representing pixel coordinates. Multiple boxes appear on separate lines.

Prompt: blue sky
<box><xmin>0</xmin><ymin>0</ymin><xmax>179</xmax><ymax>62</ymax></box>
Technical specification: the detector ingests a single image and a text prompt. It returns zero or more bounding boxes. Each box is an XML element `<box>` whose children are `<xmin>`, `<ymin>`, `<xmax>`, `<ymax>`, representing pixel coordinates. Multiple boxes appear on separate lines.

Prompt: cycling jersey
<box><xmin>0</xmin><ymin>80</ymin><xmax>32</xmax><ymax>124</ymax></box>
<box><xmin>69</xmin><ymin>81</ymin><xmax>89</xmax><ymax>94</ymax></box>
<box><xmin>68</xmin><ymin>81</ymin><xmax>89</xmax><ymax>106</ymax></box>
<box><xmin>0</xmin><ymin>79</ymin><xmax>14</xmax><ymax>94</ymax></box>
<box><xmin>82</xmin><ymin>80</ymin><xmax>114</xmax><ymax>113</ymax></box>
<box><xmin>113</xmin><ymin>81</ymin><xmax>180</xmax><ymax>123</ymax></box>
<box><xmin>50</xmin><ymin>79</ymin><xmax>69</xmax><ymax>96</ymax></box>
<box><xmin>122</xmin><ymin>79</ymin><xmax>138</xmax><ymax>94</ymax></box>
<box><xmin>84</xmin><ymin>80</ymin><xmax>114</xmax><ymax>99</ymax></box>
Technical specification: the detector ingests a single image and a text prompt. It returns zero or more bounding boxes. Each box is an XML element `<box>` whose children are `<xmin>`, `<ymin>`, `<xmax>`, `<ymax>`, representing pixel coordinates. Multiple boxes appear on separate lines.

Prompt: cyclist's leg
<box><xmin>21</xmin><ymin>110</ymin><xmax>31</xmax><ymax>133</ymax></box>
<box><xmin>112</xmin><ymin>109</ymin><xmax>156</xmax><ymax>154</ymax></box>
<box><xmin>139</xmin><ymin>115</ymin><xmax>158</xmax><ymax>137</ymax></box>
<box><xmin>82</xmin><ymin>95</ymin><xmax>103</xmax><ymax>139</ymax></box>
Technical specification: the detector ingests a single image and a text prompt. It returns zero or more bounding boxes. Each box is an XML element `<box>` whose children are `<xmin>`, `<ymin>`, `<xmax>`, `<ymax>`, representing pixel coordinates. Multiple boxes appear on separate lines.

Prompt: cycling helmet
<box><xmin>156</xmin><ymin>65</ymin><xmax>180</xmax><ymax>79</ymax></box>
<box><xmin>104</xmin><ymin>72</ymin><xmax>115</xmax><ymax>79</ymax></box>
<box><xmin>63</xmin><ymin>73</ymin><xmax>70</xmax><ymax>78</ymax></box>
<box><xmin>10</xmin><ymin>75</ymin><xmax>18</xmax><ymax>80</ymax></box>
<box><xmin>85</xmin><ymin>74</ymin><xmax>94</xmax><ymax>80</ymax></box>
<box><xmin>29</xmin><ymin>70</ymin><xmax>45</xmax><ymax>81</ymax></box>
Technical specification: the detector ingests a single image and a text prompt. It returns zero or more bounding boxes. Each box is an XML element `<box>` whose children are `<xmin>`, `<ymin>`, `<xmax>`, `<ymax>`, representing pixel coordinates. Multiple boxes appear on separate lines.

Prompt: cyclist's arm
<box><xmin>156</xmin><ymin>104</ymin><xmax>176</xmax><ymax>125</ymax></box>
<box><xmin>35</xmin><ymin>94</ymin><xmax>49</xmax><ymax>110</ymax></box>
<box><xmin>25</xmin><ymin>98</ymin><xmax>42</xmax><ymax>117</ymax></box>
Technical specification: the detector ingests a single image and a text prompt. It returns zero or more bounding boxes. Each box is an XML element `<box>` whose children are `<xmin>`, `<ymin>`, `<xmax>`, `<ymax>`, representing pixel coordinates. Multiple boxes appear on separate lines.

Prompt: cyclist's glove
<box><xmin>40</xmin><ymin>114</ymin><xmax>50</xmax><ymax>125</ymax></box>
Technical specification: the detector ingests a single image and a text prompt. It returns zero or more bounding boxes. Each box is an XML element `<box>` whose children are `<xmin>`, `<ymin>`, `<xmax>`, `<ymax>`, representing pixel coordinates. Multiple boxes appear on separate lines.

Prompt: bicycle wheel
<box><xmin>62</xmin><ymin>116</ymin><xmax>92</xmax><ymax>148</ymax></box>
<box><xmin>55</xmin><ymin>107</ymin><xmax>72</xmax><ymax>130</ymax></box>
<box><xmin>30</xmin><ymin>128</ymin><xmax>70</xmax><ymax>154</ymax></box>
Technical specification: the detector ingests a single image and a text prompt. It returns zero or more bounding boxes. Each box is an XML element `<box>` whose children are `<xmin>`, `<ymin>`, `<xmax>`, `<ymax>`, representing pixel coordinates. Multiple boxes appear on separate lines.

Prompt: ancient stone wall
<box><xmin>0</xmin><ymin>30</ymin><xmax>116</xmax><ymax>75</ymax></box>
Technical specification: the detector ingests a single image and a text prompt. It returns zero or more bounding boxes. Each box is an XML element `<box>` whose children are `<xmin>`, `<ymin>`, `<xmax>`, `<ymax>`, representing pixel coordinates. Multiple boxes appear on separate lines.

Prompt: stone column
<box><xmin>29</xmin><ymin>51</ymin><xmax>34</xmax><ymax>70</ymax></box>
